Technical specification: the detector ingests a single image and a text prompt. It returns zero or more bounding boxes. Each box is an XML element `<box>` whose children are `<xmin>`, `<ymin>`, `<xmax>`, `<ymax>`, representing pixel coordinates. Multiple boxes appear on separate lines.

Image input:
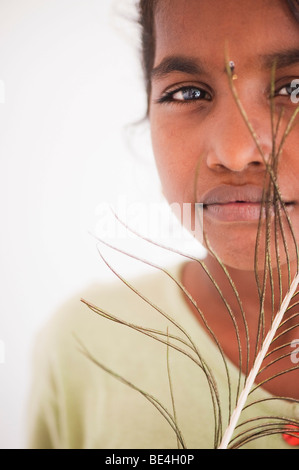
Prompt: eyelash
<box><xmin>275</xmin><ymin>82</ymin><xmax>298</xmax><ymax>98</ymax></box>
<box><xmin>156</xmin><ymin>81</ymin><xmax>298</xmax><ymax>105</ymax></box>
<box><xmin>157</xmin><ymin>86</ymin><xmax>212</xmax><ymax>105</ymax></box>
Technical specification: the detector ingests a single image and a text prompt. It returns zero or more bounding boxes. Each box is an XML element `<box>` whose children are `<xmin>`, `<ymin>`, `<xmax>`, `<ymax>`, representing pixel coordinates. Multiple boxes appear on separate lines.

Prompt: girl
<box><xmin>28</xmin><ymin>0</ymin><xmax>299</xmax><ymax>449</ymax></box>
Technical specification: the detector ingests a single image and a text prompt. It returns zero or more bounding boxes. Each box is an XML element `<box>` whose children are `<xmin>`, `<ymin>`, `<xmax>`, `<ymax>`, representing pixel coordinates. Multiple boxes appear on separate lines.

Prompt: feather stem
<box><xmin>218</xmin><ymin>271</ymin><xmax>299</xmax><ymax>449</ymax></box>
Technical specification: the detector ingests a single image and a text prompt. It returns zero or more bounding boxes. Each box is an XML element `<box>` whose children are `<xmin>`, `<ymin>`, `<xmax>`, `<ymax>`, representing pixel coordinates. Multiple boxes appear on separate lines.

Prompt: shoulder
<box><xmin>27</xmin><ymin>262</ymin><xmax>189</xmax><ymax>448</ymax></box>
<box><xmin>32</xmin><ymin>262</ymin><xmax>188</xmax><ymax>367</ymax></box>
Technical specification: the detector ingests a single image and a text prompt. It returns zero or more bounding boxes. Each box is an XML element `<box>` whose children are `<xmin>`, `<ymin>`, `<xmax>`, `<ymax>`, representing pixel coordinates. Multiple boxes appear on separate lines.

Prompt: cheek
<box><xmin>150</xmin><ymin>113</ymin><xmax>201</xmax><ymax>204</ymax></box>
<box><xmin>150</xmin><ymin>118</ymin><xmax>181</xmax><ymax>202</ymax></box>
<box><xmin>276</xmin><ymin>129</ymin><xmax>299</xmax><ymax>213</ymax></box>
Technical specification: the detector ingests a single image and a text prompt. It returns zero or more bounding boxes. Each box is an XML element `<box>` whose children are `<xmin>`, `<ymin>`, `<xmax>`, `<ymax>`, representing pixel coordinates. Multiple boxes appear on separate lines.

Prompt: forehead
<box><xmin>153</xmin><ymin>0</ymin><xmax>299</xmax><ymax>70</ymax></box>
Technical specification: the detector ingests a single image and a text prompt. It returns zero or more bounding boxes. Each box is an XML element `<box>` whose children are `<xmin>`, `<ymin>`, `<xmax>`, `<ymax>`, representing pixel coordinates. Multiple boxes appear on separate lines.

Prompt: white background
<box><xmin>0</xmin><ymin>0</ymin><xmax>205</xmax><ymax>448</ymax></box>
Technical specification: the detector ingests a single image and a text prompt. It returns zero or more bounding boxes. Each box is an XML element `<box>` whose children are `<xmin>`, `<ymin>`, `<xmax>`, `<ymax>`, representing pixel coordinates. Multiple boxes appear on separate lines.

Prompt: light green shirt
<box><xmin>27</xmin><ymin>264</ymin><xmax>299</xmax><ymax>449</ymax></box>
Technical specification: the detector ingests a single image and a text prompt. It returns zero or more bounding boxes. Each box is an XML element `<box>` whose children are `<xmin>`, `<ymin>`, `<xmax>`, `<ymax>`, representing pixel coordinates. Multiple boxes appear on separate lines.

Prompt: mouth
<box><xmin>201</xmin><ymin>184</ymin><xmax>294</xmax><ymax>223</ymax></box>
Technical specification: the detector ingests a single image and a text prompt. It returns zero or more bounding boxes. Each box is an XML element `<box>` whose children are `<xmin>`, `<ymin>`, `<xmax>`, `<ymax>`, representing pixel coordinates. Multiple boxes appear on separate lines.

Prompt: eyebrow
<box><xmin>262</xmin><ymin>48</ymin><xmax>299</xmax><ymax>70</ymax></box>
<box><xmin>151</xmin><ymin>56</ymin><xmax>204</xmax><ymax>80</ymax></box>
<box><xmin>151</xmin><ymin>48</ymin><xmax>299</xmax><ymax>81</ymax></box>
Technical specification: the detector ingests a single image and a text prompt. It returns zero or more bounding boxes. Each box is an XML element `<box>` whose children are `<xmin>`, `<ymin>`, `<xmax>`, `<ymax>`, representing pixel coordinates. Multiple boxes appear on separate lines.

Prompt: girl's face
<box><xmin>149</xmin><ymin>0</ymin><xmax>299</xmax><ymax>271</ymax></box>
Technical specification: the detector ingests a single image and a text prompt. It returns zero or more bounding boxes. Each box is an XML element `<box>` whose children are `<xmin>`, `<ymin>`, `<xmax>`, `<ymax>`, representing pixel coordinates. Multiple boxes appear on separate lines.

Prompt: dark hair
<box><xmin>288</xmin><ymin>0</ymin><xmax>299</xmax><ymax>20</ymax></box>
<box><xmin>138</xmin><ymin>0</ymin><xmax>299</xmax><ymax>112</ymax></box>
<box><xmin>138</xmin><ymin>0</ymin><xmax>158</xmax><ymax>112</ymax></box>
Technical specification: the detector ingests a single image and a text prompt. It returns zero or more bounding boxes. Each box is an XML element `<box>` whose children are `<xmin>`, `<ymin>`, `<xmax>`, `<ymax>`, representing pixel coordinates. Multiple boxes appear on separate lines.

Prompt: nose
<box><xmin>205</xmin><ymin>95</ymin><xmax>272</xmax><ymax>173</ymax></box>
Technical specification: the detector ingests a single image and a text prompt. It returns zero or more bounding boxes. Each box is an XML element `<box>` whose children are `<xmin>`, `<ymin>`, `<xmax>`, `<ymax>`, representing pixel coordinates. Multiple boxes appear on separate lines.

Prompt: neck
<box><xmin>182</xmin><ymin>252</ymin><xmax>299</xmax><ymax>369</ymax></box>
<box><xmin>203</xmin><ymin>253</ymin><xmax>299</xmax><ymax>318</ymax></box>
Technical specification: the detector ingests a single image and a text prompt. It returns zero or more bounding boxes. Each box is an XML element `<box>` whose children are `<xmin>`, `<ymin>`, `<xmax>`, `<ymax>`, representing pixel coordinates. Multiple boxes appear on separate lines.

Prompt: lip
<box><xmin>200</xmin><ymin>184</ymin><xmax>293</xmax><ymax>222</ymax></box>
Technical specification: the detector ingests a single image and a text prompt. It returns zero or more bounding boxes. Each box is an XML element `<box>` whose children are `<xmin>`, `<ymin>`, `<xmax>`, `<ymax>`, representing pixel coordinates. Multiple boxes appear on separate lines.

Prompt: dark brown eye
<box><xmin>158</xmin><ymin>86</ymin><xmax>212</xmax><ymax>104</ymax></box>
<box><xmin>171</xmin><ymin>86</ymin><xmax>211</xmax><ymax>101</ymax></box>
<box><xmin>276</xmin><ymin>80</ymin><xmax>299</xmax><ymax>98</ymax></box>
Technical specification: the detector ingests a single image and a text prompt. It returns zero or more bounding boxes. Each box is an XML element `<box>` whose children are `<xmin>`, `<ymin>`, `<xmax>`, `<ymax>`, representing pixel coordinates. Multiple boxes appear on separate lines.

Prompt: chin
<box><xmin>199</xmin><ymin>221</ymin><xmax>298</xmax><ymax>274</ymax></box>
<box><xmin>203</xmin><ymin>234</ymin><xmax>257</xmax><ymax>271</ymax></box>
